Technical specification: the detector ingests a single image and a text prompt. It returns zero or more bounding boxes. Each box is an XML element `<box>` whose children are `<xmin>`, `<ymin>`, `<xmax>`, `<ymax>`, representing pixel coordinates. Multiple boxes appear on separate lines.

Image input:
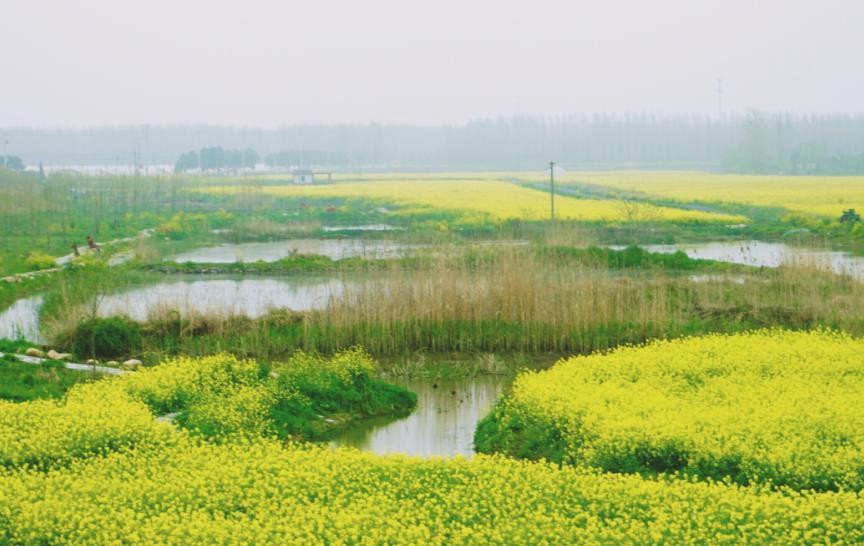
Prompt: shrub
<box><xmin>70</xmin><ymin>317</ymin><xmax>142</xmax><ymax>359</ymax></box>
<box><xmin>24</xmin><ymin>251</ymin><xmax>56</xmax><ymax>271</ymax></box>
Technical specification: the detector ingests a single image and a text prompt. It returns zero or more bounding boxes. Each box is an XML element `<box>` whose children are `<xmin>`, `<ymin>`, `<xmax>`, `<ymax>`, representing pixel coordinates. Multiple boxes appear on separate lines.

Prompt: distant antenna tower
<box><xmin>717</xmin><ymin>78</ymin><xmax>724</xmax><ymax>120</ymax></box>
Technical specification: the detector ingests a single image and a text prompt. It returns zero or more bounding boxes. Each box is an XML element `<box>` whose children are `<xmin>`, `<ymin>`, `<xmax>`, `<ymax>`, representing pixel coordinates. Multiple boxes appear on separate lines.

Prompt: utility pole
<box><xmin>717</xmin><ymin>78</ymin><xmax>723</xmax><ymax>120</ymax></box>
<box><xmin>549</xmin><ymin>161</ymin><xmax>555</xmax><ymax>221</ymax></box>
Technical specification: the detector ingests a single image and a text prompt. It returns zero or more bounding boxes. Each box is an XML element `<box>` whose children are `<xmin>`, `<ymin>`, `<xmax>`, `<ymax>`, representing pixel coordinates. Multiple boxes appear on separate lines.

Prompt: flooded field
<box><xmin>331</xmin><ymin>374</ymin><xmax>512</xmax><ymax>457</ymax></box>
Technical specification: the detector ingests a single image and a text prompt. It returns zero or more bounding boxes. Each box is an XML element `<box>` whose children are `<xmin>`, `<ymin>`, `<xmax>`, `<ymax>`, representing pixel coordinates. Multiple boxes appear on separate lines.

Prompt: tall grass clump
<box><xmin>114</xmin><ymin>244</ymin><xmax>864</xmax><ymax>360</ymax></box>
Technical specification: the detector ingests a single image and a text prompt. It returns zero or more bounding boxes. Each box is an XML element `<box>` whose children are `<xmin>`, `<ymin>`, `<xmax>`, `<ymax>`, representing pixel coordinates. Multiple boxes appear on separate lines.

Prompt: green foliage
<box><xmin>155</xmin><ymin>212</ymin><xmax>211</xmax><ymax>240</ymax></box>
<box><xmin>0</xmin><ymin>359</ymin><xmax>102</xmax><ymax>402</ymax></box>
<box><xmin>0</xmin><ymin>338</ymin><xmax>36</xmax><ymax>354</ymax></box>
<box><xmin>69</xmin><ymin>317</ymin><xmax>142</xmax><ymax>359</ymax></box>
<box><xmin>24</xmin><ymin>251</ymin><xmax>56</xmax><ymax>271</ymax></box>
<box><xmin>122</xmin><ymin>350</ymin><xmax>416</xmax><ymax>440</ymax></box>
<box><xmin>474</xmin><ymin>408</ymin><xmax>567</xmax><ymax>463</ymax></box>
<box><xmin>537</xmin><ymin>245</ymin><xmax>713</xmax><ymax>270</ymax></box>
<box><xmin>268</xmin><ymin>350</ymin><xmax>416</xmax><ymax>439</ymax></box>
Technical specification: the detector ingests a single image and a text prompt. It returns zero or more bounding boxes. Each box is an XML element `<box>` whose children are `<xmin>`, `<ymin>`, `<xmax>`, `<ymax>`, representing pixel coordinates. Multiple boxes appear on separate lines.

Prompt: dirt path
<box><xmin>1</xmin><ymin>228</ymin><xmax>154</xmax><ymax>284</ymax></box>
<box><xmin>0</xmin><ymin>352</ymin><xmax>127</xmax><ymax>375</ymax></box>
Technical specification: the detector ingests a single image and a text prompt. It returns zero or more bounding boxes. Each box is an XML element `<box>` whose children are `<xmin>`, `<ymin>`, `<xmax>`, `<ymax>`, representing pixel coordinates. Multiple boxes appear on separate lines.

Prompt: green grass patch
<box><xmin>0</xmin><ymin>358</ymin><xmax>103</xmax><ymax>402</ymax></box>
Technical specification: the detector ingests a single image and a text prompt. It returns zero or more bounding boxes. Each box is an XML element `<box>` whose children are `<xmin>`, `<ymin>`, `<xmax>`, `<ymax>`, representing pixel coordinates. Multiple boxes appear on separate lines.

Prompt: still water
<box><xmin>0</xmin><ymin>296</ymin><xmax>44</xmax><ymax>343</ymax></box>
<box><xmin>172</xmin><ymin>239</ymin><xmax>413</xmax><ymax>263</ymax></box>
<box><xmin>95</xmin><ymin>275</ymin><xmax>351</xmax><ymax>320</ymax></box>
<box><xmin>639</xmin><ymin>240</ymin><xmax>864</xmax><ymax>279</ymax></box>
<box><xmin>0</xmin><ymin>276</ymin><xmax>352</xmax><ymax>342</ymax></box>
<box><xmin>331</xmin><ymin>375</ymin><xmax>512</xmax><ymax>457</ymax></box>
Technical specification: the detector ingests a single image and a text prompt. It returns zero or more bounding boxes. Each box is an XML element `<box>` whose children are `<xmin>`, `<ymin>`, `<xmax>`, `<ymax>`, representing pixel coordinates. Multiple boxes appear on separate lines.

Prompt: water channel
<box><xmin>331</xmin><ymin>374</ymin><xmax>512</xmax><ymax>457</ymax></box>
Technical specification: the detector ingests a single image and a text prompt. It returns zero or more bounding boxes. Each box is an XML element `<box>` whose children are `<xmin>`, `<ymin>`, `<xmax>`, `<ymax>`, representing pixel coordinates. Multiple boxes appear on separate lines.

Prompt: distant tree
<box><xmin>223</xmin><ymin>149</ymin><xmax>244</xmax><ymax>169</ymax></box>
<box><xmin>175</xmin><ymin>147</ymin><xmax>259</xmax><ymax>172</ymax></box>
<box><xmin>243</xmin><ymin>148</ymin><xmax>259</xmax><ymax>168</ymax></box>
<box><xmin>199</xmin><ymin>147</ymin><xmax>225</xmax><ymax>171</ymax></box>
<box><xmin>174</xmin><ymin>150</ymin><xmax>199</xmax><ymax>173</ymax></box>
<box><xmin>264</xmin><ymin>149</ymin><xmax>344</xmax><ymax>167</ymax></box>
<box><xmin>840</xmin><ymin>209</ymin><xmax>861</xmax><ymax>223</ymax></box>
<box><xmin>1</xmin><ymin>156</ymin><xmax>24</xmax><ymax>171</ymax></box>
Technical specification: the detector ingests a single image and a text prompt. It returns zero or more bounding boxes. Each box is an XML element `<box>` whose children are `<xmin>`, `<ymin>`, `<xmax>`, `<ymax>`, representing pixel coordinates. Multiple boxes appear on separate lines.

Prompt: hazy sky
<box><xmin>2</xmin><ymin>0</ymin><xmax>862</xmax><ymax>127</ymax></box>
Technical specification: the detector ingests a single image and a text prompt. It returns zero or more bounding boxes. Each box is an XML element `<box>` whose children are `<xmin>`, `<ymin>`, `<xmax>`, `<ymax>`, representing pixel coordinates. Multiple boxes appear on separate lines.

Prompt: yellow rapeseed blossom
<box><xmin>571</xmin><ymin>170</ymin><xmax>864</xmax><ymax>217</ymax></box>
<box><xmin>491</xmin><ymin>329</ymin><xmax>864</xmax><ymax>491</ymax></box>
<box><xmin>205</xmin><ymin>179</ymin><xmax>741</xmax><ymax>223</ymax></box>
<box><xmin>2</xmin><ymin>344</ymin><xmax>862</xmax><ymax>542</ymax></box>
<box><xmin>0</xmin><ymin>385</ymin><xmax>169</xmax><ymax>469</ymax></box>
<box><xmin>0</xmin><ymin>436</ymin><xmax>862</xmax><ymax>544</ymax></box>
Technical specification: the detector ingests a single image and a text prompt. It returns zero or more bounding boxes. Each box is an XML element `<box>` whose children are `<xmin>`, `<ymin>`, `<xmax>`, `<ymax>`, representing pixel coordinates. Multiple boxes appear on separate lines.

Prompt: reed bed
<box><xmin>77</xmin><ymin>245</ymin><xmax>864</xmax><ymax>361</ymax></box>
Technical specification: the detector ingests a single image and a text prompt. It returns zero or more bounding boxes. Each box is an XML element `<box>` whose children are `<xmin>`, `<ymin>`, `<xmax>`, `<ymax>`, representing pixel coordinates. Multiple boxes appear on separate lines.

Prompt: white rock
<box><xmin>47</xmin><ymin>350</ymin><xmax>72</xmax><ymax>361</ymax></box>
<box><xmin>122</xmin><ymin>359</ymin><xmax>143</xmax><ymax>370</ymax></box>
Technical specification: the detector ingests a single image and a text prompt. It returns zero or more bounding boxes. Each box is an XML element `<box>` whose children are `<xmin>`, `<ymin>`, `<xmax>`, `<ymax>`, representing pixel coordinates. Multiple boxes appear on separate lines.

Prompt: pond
<box><xmin>331</xmin><ymin>374</ymin><xmax>512</xmax><ymax>457</ymax></box>
<box><xmin>95</xmin><ymin>274</ymin><xmax>352</xmax><ymax>320</ymax></box>
<box><xmin>171</xmin><ymin>238</ymin><xmax>530</xmax><ymax>264</ymax></box>
<box><xmin>638</xmin><ymin>240</ymin><xmax>864</xmax><ymax>279</ymax></box>
<box><xmin>0</xmin><ymin>296</ymin><xmax>45</xmax><ymax>344</ymax></box>
<box><xmin>0</xmin><ymin>275</ymin><xmax>355</xmax><ymax>341</ymax></box>
<box><xmin>322</xmin><ymin>224</ymin><xmax>403</xmax><ymax>232</ymax></box>
<box><xmin>171</xmin><ymin>239</ymin><xmax>414</xmax><ymax>263</ymax></box>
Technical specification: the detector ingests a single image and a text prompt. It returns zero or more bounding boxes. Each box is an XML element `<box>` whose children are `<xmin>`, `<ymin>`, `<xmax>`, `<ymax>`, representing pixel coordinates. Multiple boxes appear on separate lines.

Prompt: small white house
<box><xmin>292</xmin><ymin>169</ymin><xmax>314</xmax><ymax>184</ymax></box>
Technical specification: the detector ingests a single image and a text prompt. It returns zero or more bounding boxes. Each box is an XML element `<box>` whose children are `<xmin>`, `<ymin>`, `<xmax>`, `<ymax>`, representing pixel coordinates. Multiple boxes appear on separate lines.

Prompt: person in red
<box><xmin>86</xmin><ymin>235</ymin><xmax>101</xmax><ymax>253</ymax></box>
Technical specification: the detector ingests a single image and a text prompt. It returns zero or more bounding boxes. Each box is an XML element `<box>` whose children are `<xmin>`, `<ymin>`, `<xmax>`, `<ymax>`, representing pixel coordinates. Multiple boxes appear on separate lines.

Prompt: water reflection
<box><xmin>96</xmin><ymin>275</ymin><xmax>350</xmax><ymax>320</ymax></box>
<box><xmin>0</xmin><ymin>296</ymin><xmax>44</xmax><ymax>343</ymax></box>
<box><xmin>172</xmin><ymin>239</ymin><xmax>412</xmax><ymax>263</ymax></box>
<box><xmin>639</xmin><ymin>240</ymin><xmax>864</xmax><ymax>279</ymax></box>
<box><xmin>331</xmin><ymin>375</ymin><xmax>511</xmax><ymax>457</ymax></box>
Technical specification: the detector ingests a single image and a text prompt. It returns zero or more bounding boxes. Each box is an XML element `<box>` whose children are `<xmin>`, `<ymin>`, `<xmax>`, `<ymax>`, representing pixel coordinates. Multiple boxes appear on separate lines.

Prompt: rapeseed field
<box><xmin>209</xmin><ymin>179</ymin><xmax>741</xmax><ymax>223</ymax></box>
<box><xmin>572</xmin><ymin>171</ymin><xmax>864</xmax><ymax>217</ymax></box>
<box><xmin>478</xmin><ymin>329</ymin><xmax>864</xmax><ymax>492</ymax></box>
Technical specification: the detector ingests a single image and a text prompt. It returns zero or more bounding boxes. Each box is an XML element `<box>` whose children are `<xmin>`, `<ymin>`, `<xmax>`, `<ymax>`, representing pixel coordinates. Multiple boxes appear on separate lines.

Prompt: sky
<box><xmin>1</xmin><ymin>0</ymin><xmax>862</xmax><ymax>127</ymax></box>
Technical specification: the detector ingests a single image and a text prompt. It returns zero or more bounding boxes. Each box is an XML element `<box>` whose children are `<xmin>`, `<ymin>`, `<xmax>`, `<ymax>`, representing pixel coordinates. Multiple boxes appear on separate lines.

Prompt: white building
<box><xmin>292</xmin><ymin>169</ymin><xmax>314</xmax><ymax>184</ymax></box>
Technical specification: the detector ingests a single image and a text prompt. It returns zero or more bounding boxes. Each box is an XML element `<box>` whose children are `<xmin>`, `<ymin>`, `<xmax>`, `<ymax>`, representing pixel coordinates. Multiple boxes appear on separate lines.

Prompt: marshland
<box><xmin>3</xmin><ymin>0</ymin><xmax>864</xmax><ymax>542</ymax></box>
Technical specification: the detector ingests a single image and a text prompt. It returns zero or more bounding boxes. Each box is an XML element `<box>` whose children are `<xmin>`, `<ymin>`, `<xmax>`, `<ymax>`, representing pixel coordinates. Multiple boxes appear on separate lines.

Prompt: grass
<box><xmin>0</xmin><ymin>358</ymin><xmax>104</xmax><ymax>402</ymax></box>
<box><xmin>34</xmin><ymin>245</ymin><xmax>861</xmax><ymax>368</ymax></box>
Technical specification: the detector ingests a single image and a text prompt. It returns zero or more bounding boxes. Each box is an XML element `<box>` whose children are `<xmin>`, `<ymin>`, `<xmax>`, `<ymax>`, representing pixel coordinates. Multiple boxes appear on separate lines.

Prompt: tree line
<box><xmin>7</xmin><ymin>113</ymin><xmax>864</xmax><ymax>174</ymax></box>
<box><xmin>174</xmin><ymin>147</ymin><xmax>258</xmax><ymax>173</ymax></box>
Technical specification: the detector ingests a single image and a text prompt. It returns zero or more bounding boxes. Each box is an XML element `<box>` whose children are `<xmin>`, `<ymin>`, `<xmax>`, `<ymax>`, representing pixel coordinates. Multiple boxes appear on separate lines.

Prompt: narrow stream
<box><xmin>331</xmin><ymin>375</ymin><xmax>512</xmax><ymax>457</ymax></box>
